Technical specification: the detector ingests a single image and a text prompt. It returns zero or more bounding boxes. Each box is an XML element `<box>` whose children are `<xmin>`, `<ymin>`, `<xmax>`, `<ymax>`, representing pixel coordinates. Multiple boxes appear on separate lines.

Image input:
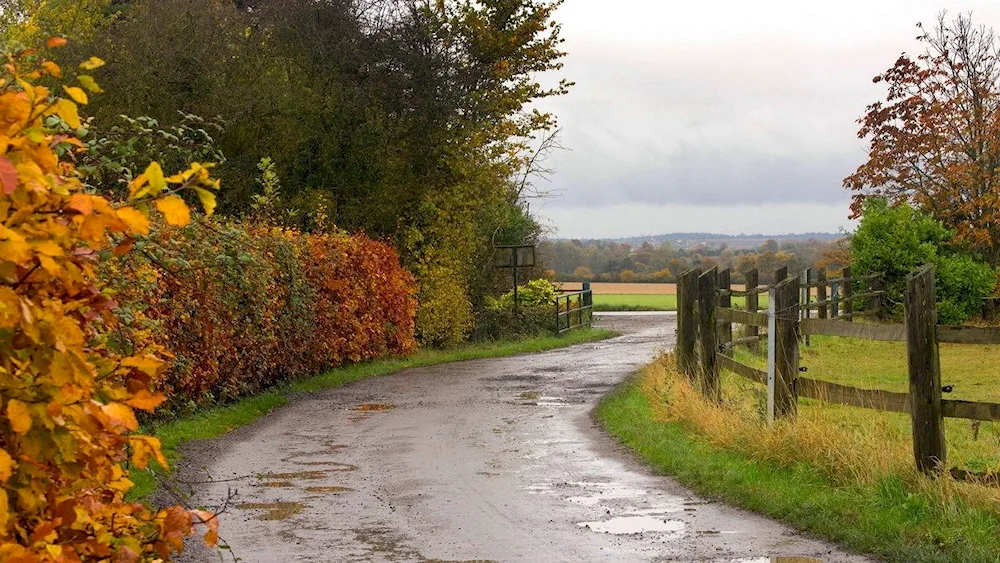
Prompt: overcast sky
<box><xmin>534</xmin><ymin>0</ymin><xmax>1000</xmax><ymax>239</ymax></box>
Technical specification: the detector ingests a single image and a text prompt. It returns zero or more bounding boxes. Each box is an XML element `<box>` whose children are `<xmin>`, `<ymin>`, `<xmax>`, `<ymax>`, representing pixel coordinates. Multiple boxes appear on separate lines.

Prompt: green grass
<box><xmin>597</xmin><ymin>373</ymin><xmax>1000</xmax><ymax>563</ymax></box>
<box><xmin>593</xmin><ymin>294</ymin><xmax>677</xmax><ymax>311</ymax></box>
<box><xmin>593</xmin><ymin>294</ymin><xmax>769</xmax><ymax>312</ymax></box>
<box><xmin>730</xmin><ymin>334</ymin><xmax>1000</xmax><ymax>472</ymax></box>
<box><xmin>130</xmin><ymin>328</ymin><xmax>616</xmax><ymax>500</ymax></box>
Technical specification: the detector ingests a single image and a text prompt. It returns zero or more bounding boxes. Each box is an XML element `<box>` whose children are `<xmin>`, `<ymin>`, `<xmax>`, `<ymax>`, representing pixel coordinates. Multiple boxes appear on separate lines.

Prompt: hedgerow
<box><xmin>106</xmin><ymin>222</ymin><xmax>417</xmax><ymax>409</ymax></box>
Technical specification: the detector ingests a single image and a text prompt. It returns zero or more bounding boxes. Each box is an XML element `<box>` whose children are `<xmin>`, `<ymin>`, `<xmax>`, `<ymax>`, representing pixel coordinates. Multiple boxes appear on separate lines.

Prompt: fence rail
<box><xmin>555</xmin><ymin>283</ymin><xmax>593</xmax><ymax>334</ymax></box>
<box><xmin>676</xmin><ymin>264</ymin><xmax>1000</xmax><ymax>475</ymax></box>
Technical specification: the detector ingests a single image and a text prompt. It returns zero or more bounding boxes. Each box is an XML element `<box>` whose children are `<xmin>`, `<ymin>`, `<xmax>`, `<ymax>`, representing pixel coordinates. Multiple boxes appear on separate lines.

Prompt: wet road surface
<box><xmin>178</xmin><ymin>313</ymin><xmax>872</xmax><ymax>562</ymax></box>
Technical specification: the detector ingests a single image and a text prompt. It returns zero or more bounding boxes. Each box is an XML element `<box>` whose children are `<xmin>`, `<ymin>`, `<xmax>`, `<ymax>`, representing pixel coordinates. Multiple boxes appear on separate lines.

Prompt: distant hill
<box><xmin>549</xmin><ymin>232</ymin><xmax>844</xmax><ymax>250</ymax></box>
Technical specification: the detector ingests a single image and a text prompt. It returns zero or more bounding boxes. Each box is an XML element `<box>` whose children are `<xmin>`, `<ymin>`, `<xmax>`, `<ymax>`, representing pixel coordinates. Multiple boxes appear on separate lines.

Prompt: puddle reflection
<box><xmin>577</xmin><ymin>515</ymin><xmax>685</xmax><ymax>535</ymax></box>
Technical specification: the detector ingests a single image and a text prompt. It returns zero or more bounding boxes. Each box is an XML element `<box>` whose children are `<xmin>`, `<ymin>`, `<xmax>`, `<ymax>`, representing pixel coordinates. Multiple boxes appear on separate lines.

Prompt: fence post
<box><xmin>554</xmin><ymin>295</ymin><xmax>561</xmax><ymax>333</ymax></box>
<box><xmin>817</xmin><ymin>268</ymin><xmax>828</xmax><ymax>320</ymax></box>
<box><xmin>870</xmin><ymin>277</ymin><xmax>884</xmax><ymax>319</ymax></box>
<box><xmin>697</xmin><ymin>268</ymin><xmax>720</xmax><ymax>402</ymax></box>
<box><xmin>773</xmin><ymin>276</ymin><xmax>799</xmax><ymax>418</ymax></box>
<box><xmin>767</xmin><ymin>284</ymin><xmax>776</xmax><ymax>426</ymax></box>
<box><xmin>717</xmin><ymin>269</ymin><xmax>732</xmax><ymax>346</ymax></box>
<box><xmin>676</xmin><ymin>269</ymin><xmax>700</xmax><ymax>380</ymax></box>
<box><xmin>801</xmin><ymin>268</ymin><xmax>812</xmax><ymax>347</ymax></box>
<box><xmin>745</xmin><ymin>269</ymin><xmax>760</xmax><ymax>353</ymax></box>
<box><xmin>775</xmin><ymin>266</ymin><xmax>788</xmax><ymax>285</ymax></box>
<box><xmin>842</xmin><ymin>266</ymin><xmax>853</xmax><ymax>322</ymax></box>
<box><xmin>906</xmin><ymin>265</ymin><xmax>946</xmax><ymax>474</ymax></box>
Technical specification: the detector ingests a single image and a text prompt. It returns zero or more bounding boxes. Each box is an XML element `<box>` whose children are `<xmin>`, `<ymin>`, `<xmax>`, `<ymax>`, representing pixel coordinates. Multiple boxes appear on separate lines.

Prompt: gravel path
<box><xmin>175</xmin><ymin>313</ymin><xmax>872</xmax><ymax>562</ymax></box>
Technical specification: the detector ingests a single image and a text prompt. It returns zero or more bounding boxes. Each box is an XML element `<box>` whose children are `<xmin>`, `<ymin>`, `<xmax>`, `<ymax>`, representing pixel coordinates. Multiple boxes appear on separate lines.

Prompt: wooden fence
<box><xmin>676</xmin><ymin>265</ymin><xmax>1000</xmax><ymax>474</ymax></box>
<box><xmin>555</xmin><ymin>282</ymin><xmax>593</xmax><ymax>334</ymax></box>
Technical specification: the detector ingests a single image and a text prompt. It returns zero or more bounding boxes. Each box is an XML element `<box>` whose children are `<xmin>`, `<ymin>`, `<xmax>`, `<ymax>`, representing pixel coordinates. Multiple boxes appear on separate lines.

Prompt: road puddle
<box><xmin>260</xmin><ymin>470</ymin><xmax>331</xmax><ymax>480</ymax></box>
<box><xmin>352</xmin><ymin>403</ymin><xmax>397</xmax><ymax>412</ymax></box>
<box><xmin>521</xmin><ymin>395</ymin><xmax>572</xmax><ymax>406</ymax></box>
<box><xmin>259</xmin><ymin>481</ymin><xmax>295</xmax><ymax>488</ymax></box>
<box><xmin>577</xmin><ymin>515</ymin><xmax>685</xmax><ymax>535</ymax></box>
<box><xmin>305</xmin><ymin>486</ymin><xmax>354</xmax><ymax>494</ymax></box>
<box><xmin>724</xmin><ymin>558</ymin><xmax>825</xmax><ymax>563</ymax></box>
<box><xmin>236</xmin><ymin>501</ymin><xmax>306</xmax><ymax>521</ymax></box>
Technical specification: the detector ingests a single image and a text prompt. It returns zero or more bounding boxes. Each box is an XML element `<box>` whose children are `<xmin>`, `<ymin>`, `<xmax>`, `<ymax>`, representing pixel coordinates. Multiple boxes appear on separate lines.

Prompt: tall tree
<box><xmin>845</xmin><ymin>13</ymin><xmax>1000</xmax><ymax>265</ymax></box>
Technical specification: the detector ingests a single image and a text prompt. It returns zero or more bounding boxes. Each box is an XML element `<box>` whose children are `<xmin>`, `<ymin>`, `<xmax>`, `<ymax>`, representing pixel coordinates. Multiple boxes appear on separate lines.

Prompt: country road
<box><xmin>176</xmin><ymin>313</ymin><xmax>871</xmax><ymax>562</ymax></box>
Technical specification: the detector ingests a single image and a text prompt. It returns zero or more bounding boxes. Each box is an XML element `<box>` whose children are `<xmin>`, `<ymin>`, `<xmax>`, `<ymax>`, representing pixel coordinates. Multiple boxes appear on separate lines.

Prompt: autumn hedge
<box><xmin>105</xmin><ymin>222</ymin><xmax>418</xmax><ymax>410</ymax></box>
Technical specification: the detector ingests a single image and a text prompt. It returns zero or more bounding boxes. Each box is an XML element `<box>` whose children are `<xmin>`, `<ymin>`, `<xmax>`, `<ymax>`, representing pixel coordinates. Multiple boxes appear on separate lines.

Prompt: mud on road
<box><xmin>176</xmin><ymin>313</ymin><xmax>871</xmax><ymax>562</ymax></box>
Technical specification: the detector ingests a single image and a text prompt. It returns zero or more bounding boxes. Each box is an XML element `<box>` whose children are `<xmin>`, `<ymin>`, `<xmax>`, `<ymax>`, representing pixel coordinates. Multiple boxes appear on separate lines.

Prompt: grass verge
<box><xmin>132</xmin><ymin>328</ymin><xmax>616</xmax><ymax>500</ymax></box>
<box><xmin>596</xmin><ymin>357</ymin><xmax>1000</xmax><ymax>563</ymax></box>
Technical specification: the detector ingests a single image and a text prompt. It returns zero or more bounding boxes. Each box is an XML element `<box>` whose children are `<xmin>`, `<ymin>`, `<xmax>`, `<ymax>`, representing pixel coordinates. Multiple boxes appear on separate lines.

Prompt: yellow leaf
<box><xmin>128</xmin><ymin>173</ymin><xmax>149</xmax><ymax>199</ymax></box>
<box><xmin>121</xmin><ymin>355</ymin><xmax>165</xmax><ymax>377</ymax></box>
<box><xmin>79</xmin><ymin>56</ymin><xmax>105</xmax><ymax>71</ymax></box>
<box><xmin>101</xmin><ymin>402</ymin><xmax>138</xmax><ymax>431</ymax></box>
<box><xmin>32</xmin><ymin>240</ymin><xmax>63</xmax><ymax>257</ymax></box>
<box><xmin>192</xmin><ymin>509</ymin><xmax>220</xmax><ymax>547</ymax></box>
<box><xmin>0</xmin><ymin>489</ymin><xmax>7</xmax><ymax>531</ymax></box>
<box><xmin>50</xmin><ymin>98</ymin><xmax>81</xmax><ymax>129</ymax></box>
<box><xmin>155</xmin><ymin>195</ymin><xmax>191</xmax><ymax>226</ymax></box>
<box><xmin>144</xmin><ymin>162</ymin><xmax>166</xmax><ymax>196</ymax></box>
<box><xmin>67</xmin><ymin>193</ymin><xmax>94</xmax><ymax>215</ymax></box>
<box><xmin>130</xmin><ymin>436</ymin><xmax>167</xmax><ymax>470</ymax></box>
<box><xmin>126</xmin><ymin>390</ymin><xmax>166</xmax><ymax>413</ymax></box>
<box><xmin>7</xmin><ymin>400</ymin><xmax>31</xmax><ymax>434</ymax></box>
<box><xmin>41</xmin><ymin>61</ymin><xmax>62</xmax><ymax>78</ymax></box>
<box><xmin>116</xmin><ymin>207</ymin><xmax>150</xmax><ymax>236</ymax></box>
<box><xmin>77</xmin><ymin>75</ymin><xmax>103</xmax><ymax>94</ymax></box>
<box><xmin>38</xmin><ymin>255</ymin><xmax>60</xmax><ymax>275</ymax></box>
<box><xmin>194</xmin><ymin>187</ymin><xmax>217</xmax><ymax>216</ymax></box>
<box><xmin>62</xmin><ymin>86</ymin><xmax>87</xmax><ymax>105</ymax></box>
<box><xmin>0</xmin><ymin>450</ymin><xmax>14</xmax><ymax>482</ymax></box>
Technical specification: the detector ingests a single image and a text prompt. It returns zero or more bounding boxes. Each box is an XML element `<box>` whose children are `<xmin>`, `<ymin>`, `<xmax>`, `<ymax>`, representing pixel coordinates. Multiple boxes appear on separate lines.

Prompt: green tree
<box><xmin>850</xmin><ymin>198</ymin><xmax>995</xmax><ymax>323</ymax></box>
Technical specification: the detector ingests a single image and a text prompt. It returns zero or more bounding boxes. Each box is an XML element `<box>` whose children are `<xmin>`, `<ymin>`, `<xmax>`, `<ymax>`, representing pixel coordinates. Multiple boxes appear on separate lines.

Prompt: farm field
<box><xmin>732</xmin><ymin>335</ymin><xmax>1000</xmax><ymax>471</ymax></box>
<box><xmin>590</xmin><ymin>290</ymin><xmax>768</xmax><ymax>311</ymax></box>
<box><xmin>560</xmin><ymin>282</ymin><xmax>772</xmax><ymax>311</ymax></box>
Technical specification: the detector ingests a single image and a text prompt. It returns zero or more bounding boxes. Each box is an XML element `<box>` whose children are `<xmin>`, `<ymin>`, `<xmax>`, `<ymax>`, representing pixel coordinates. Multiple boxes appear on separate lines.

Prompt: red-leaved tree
<box><xmin>845</xmin><ymin>13</ymin><xmax>1000</xmax><ymax>265</ymax></box>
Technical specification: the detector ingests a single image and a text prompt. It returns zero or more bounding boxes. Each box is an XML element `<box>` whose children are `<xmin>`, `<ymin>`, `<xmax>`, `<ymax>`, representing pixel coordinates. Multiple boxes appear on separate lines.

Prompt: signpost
<box><xmin>494</xmin><ymin>244</ymin><xmax>536</xmax><ymax>310</ymax></box>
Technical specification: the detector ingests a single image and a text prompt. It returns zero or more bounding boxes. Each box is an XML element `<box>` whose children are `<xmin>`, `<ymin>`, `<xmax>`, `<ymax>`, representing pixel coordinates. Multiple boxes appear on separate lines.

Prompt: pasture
<box><xmin>732</xmin><ymin>335</ymin><xmax>1000</xmax><ymax>472</ymax></box>
<box><xmin>568</xmin><ymin>282</ymin><xmax>768</xmax><ymax>311</ymax></box>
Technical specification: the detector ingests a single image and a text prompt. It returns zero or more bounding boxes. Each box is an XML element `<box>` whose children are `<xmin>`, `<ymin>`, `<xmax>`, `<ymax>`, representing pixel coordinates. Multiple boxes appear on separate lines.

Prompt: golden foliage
<box><xmin>0</xmin><ymin>43</ymin><xmax>218</xmax><ymax>560</ymax></box>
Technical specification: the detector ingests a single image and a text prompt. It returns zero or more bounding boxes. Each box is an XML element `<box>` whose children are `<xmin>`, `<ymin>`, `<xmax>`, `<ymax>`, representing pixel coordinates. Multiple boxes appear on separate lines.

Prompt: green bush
<box><xmin>471</xmin><ymin>279</ymin><xmax>560</xmax><ymax>341</ymax></box>
<box><xmin>850</xmin><ymin>198</ymin><xmax>996</xmax><ymax>323</ymax></box>
<box><xmin>489</xmin><ymin>278</ymin><xmax>559</xmax><ymax>309</ymax></box>
<box><xmin>935</xmin><ymin>253</ymin><xmax>997</xmax><ymax>324</ymax></box>
<box><xmin>470</xmin><ymin>305</ymin><xmax>556</xmax><ymax>342</ymax></box>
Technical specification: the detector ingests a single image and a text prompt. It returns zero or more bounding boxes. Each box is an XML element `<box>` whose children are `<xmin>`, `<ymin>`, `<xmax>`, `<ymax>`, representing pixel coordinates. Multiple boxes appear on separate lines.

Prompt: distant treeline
<box><xmin>539</xmin><ymin>238</ymin><xmax>850</xmax><ymax>284</ymax></box>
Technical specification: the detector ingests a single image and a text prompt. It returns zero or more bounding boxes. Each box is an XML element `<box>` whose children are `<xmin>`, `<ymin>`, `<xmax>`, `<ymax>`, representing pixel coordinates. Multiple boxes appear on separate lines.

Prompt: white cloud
<box><xmin>538</xmin><ymin>0</ymin><xmax>1000</xmax><ymax>236</ymax></box>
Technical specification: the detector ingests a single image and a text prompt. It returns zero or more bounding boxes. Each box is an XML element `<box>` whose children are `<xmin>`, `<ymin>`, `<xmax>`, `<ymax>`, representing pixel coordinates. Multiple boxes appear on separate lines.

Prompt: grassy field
<box><xmin>598</xmin><ymin>357</ymin><xmax>1000</xmax><ymax>562</ymax></box>
<box><xmin>130</xmin><ymin>328</ymin><xmax>616</xmax><ymax>500</ymax></box>
<box><xmin>593</xmin><ymin>293</ymin><xmax>768</xmax><ymax>312</ymax></box>
<box><xmin>593</xmin><ymin>294</ymin><xmax>677</xmax><ymax>311</ymax></box>
<box><xmin>729</xmin><ymin>335</ymin><xmax>1000</xmax><ymax>472</ymax></box>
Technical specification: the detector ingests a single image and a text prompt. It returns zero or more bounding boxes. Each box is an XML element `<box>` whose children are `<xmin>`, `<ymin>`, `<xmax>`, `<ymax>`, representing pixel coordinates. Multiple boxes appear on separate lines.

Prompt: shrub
<box><xmin>470</xmin><ymin>305</ymin><xmax>556</xmax><ymax>341</ymax></box>
<box><xmin>413</xmin><ymin>260</ymin><xmax>474</xmax><ymax>347</ymax></box>
<box><xmin>107</xmin><ymin>223</ymin><xmax>417</xmax><ymax>408</ymax></box>
<box><xmin>489</xmin><ymin>278</ymin><xmax>559</xmax><ymax>310</ymax></box>
<box><xmin>472</xmin><ymin>279</ymin><xmax>560</xmax><ymax>341</ymax></box>
<box><xmin>935</xmin><ymin>253</ymin><xmax>997</xmax><ymax>324</ymax></box>
<box><xmin>851</xmin><ymin>198</ymin><xmax>995</xmax><ymax>323</ymax></box>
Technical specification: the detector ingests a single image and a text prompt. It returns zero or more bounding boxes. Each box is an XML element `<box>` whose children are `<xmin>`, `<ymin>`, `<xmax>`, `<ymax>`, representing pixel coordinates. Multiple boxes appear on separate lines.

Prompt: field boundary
<box><xmin>676</xmin><ymin>264</ymin><xmax>1000</xmax><ymax>475</ymax></box>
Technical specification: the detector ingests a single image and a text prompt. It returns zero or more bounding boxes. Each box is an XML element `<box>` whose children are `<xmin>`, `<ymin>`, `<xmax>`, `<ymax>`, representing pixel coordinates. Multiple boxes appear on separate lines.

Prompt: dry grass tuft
<box><xmin>643</xmin><ymin>354</ymin><xmax>1000</xmax><ymax>512</ymax></box>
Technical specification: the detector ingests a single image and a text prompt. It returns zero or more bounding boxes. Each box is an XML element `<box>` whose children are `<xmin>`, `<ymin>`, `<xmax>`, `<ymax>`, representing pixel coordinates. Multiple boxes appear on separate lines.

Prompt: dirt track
<box><xmin>176</xmin><ymin>313</ymin><xmax>871</xmax><ymax>562</ymax></box>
